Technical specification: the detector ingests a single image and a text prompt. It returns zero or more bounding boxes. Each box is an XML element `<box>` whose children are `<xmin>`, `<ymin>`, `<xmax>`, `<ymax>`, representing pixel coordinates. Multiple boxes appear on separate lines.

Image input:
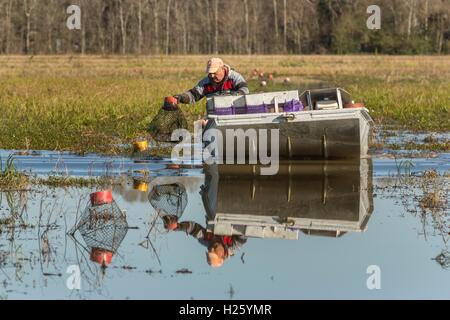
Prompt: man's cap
<box><xmin>206</xmin><ymin>58</ymin><xmax>224</xmax><ymax>74</ymax></box>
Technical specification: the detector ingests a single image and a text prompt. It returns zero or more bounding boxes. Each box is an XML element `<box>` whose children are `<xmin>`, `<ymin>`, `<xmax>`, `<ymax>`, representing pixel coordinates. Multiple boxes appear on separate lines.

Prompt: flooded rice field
<box><xmin>0</xmin><ymin>131</ymin><xmax>449</xmax><ymax>299</ymax></box>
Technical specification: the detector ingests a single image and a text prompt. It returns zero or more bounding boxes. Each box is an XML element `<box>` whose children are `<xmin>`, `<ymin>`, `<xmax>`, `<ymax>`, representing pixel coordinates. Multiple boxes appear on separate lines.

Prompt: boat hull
<box><xmin>206</xmin><ymin>108</ymin><xmax>373</xmax><ymax>161</ymax></box>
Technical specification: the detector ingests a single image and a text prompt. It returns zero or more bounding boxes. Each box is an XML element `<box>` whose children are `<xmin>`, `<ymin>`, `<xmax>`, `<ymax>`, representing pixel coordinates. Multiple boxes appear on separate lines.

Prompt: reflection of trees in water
<box><xmin>376</xmin><ymin>164</ymin><xmax>449</xmax><ymax>269</ymax></box>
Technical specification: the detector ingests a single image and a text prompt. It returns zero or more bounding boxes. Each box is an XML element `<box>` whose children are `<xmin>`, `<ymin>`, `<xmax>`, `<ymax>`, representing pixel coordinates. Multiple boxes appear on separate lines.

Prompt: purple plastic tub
<box><xmin>233</xmin><ymin>106</ymin><xmax>247</xmax><ymax>115</ymax></box>
<box><xmin>213</xmin><ymin>100</ymin><xmax>303</xmax><ymax>116</ymax></box>
<box><xmin>213</xmin><ymin>107</ymin><xmax>234</xmax><ymax>115</ymax></box>
<box><xmin>283</xmin><ymin>99</ymin><xmax>304</xmax><ymax>112</ymax></box>
<box><xmin>246</xmin><ymin>104</ymin><xmax>268</xmax><ymax>114</ymax></box>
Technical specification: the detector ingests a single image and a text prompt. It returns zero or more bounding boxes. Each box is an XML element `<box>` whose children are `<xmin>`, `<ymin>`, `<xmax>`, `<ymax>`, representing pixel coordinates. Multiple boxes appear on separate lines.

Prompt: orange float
<box><xmin>90</xmin><ymin>247</ymin><xmax>113</xmax><ymax>266</ymax></box>
<box><xmin>344</xmin><ymin>102</ymin><xmax>365</xmax><ymax>108</ymax></box>
<box><xmin>90</xmin><ymin>190</ymin><xmax>113</xmax><ymax>206</ymax></box>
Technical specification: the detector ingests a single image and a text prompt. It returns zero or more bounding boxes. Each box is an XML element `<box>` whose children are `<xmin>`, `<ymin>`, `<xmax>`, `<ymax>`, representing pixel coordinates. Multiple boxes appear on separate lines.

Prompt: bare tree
<box><xmin>118</xmin><ymin>0</ymin><xmax>133</xmax><ymax>55</ymax></box>
<box><xmin>283</xmin><ymin>0</ymin><xmax>287</xmax><ymax>52</ymax></box>
<box><xmin>424</xmin><ymin>0</ymin><xmax>429</xmax><ymax>38</ymax></box>
<box><xmin>137</xmin><ymin>0</ymin><xmax>143</xmax><ymax>54</ymax></box>
<box><xmin>165</xmin><ymin>0</ymin><xmax>172</xmax><ymax>55</ymax></box>
<box><xmin>273</xmin><ymin>0</ymin><xmax>278</xmax><ymax>50</ymax></box>
<box><xmin>182</xmin><ymin>1</ymin><xmax>188</xmax><ymax>54</ymax></box>
<box><xmin>149</xmin><ymin>0</ymin><xmax>159</xmax><ymax>54</ymax></box>
<box><xmin>5</xmin><ymin>0</ymin><xmax>13</xmax><ymax>54</ymax></box>
<box><xmin>96</xmin><ymin>2</ymin><xmax>108</xmax><ymax>55</ymax></box>
<box><xmin>214</xmin><ymin>0</ymin><xmax>218</xmax><ymax>54</ymax></box>
<box><xmin>81</xmin><ymin>0</ymin><xmax>87</xmax><ymax>54</ymax></box>
<box><xmin>296</xmin><ymin>2</ymin><xmax>305</xmax><ymax>54</ymax></box>
<box><xmin>407</xmin><ymin>0</ymin><xmax>416</xmax><ymax>39</ymax></box>
<box><xmin>244</xmin><ymin>0</ymin><xmax>250</xmax><ymax>54</ymax></box>
<box><xmin>23</xmin><ymin>0</ymin><xmax>36</xmax><ymax>54</ymax></box>
<box><xmin>205</xmin><ymin>0</ymin><xmax>211</xmax><ymax>53</ymax></box>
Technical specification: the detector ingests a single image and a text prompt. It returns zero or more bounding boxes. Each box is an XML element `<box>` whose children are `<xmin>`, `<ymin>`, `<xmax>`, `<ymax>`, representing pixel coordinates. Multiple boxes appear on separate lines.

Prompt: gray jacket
<box><xmin>184</xmin><ymin>65</ymin><xmax>249</xmax><ymax>104</ymax></box>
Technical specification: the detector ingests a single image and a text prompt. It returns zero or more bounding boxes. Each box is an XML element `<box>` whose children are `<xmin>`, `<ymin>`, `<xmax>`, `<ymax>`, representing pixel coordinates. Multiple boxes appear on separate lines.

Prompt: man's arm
<box><xmin>176</xmin><ymin>221</ymin><xmax>206</xmax><ymax>239</ymax></box>
<box><xmin>176</xmin><ymin>77</ymin><xmax>209</xmax><ymax>104</ymax></box>
<box><xmin>226</xmin><ymin>236</ymin><xmax>247</xmax><ymax>257</ymax></box>
<box><xmin>174</xmin><ymin>221</ymin><xmax>214</xmax><ymax>248</ymax></box>
<box><xmin>229</xmin><ymin>70</ymin><xmax>249</xmax><ymax>95</ymax></box>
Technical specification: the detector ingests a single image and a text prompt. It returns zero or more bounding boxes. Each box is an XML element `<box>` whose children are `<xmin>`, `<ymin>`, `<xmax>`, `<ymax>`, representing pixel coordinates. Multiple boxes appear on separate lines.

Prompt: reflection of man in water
<box><xmin>163</xmin><ymin>215</ymin><xmax>246</xmax><ymax>268</ymax></box>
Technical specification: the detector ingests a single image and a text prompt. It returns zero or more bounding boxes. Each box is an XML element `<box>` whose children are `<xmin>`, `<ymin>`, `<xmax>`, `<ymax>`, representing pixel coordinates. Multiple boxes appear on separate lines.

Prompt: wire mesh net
<box><xmin>434</xmin><ymin>250</ymin><xmax>450</xmax><ymax>269</ymax></box>
<box><xmin>147</xmin><ymin>107</ymin><xmax>188</xmax><ymax>142</ymax></box>
<box><xmin>148</xmin><ymin>183</ymin><xmax>188</xmax><ymax>219</ymax></box>
<box><xmin>75</xmin><ymin>200</ymin><xmax>128</xmax><ymax>253</ymax></box>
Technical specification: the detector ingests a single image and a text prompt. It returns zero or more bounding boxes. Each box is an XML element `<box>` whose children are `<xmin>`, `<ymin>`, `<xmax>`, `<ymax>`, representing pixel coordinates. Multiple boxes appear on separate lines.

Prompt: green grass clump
<box><xmin>33</xmin><ymin>175</ymin><xmax>124</xmax><ymax>188</ymax></box>
<box><xmin>0</xmin><ymin>155</ymin><xmax>29</xmax><ymax>191</ymax></box>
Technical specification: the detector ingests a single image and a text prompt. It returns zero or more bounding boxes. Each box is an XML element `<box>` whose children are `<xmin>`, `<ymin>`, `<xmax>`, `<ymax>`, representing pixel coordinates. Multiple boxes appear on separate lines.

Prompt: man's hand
<box><xmin>230</xmin><ymin>90</ymin><xmax>245</xmax><ymax>96</ymax></box>
<box><xmin>163</xmin><ymin>215</ymin><xmax>179</xmax><ymax>231</ymax></box>
<box><xmin>174</xmin><ymin>93</ymin><xmax>190</xmax><ymax>104</ymax></box>
<box><xmin>163</xmin><ymin>96</ymin><xmax>179</xmax><ymax>111</ymax></box>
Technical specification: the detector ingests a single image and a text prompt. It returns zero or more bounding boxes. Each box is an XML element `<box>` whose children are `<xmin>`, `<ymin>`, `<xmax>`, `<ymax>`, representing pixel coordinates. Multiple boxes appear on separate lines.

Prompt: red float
<box><xmin>90</xmin><ymin>190</ymin><xmax>113</xmax><ymax>206</ymax></box>
<box><xmin>90</xmin><ymin>247</ymin><xmax>113</xmax><ymax>266</ymax></box>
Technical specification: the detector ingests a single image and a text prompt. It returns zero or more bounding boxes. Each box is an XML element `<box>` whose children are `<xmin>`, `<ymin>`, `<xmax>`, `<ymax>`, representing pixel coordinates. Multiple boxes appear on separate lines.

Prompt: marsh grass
<box><xmin>419</xmin><ymin>169</ymin><xmax>448</xmax><ymax>213</ymax></box>
<box><xmin>0</xmin><ymin>153</ymin><xmax>126</xmax><ymax>189</ymax></box>
<box><xmin>386</xmin><ymin>140</ymin><xmax>450</xmax><ymax>152</ymax></box>
<box><xmin>0</xmin><ymin>216</ymin><xmax>14</xmax><ymax>225</ymax></box>
<box><xmin>0</xmin><ymin>55</ymin><xmax>448</xmax><ymax>153</ymax></box>
<box><xmin>33</xmin><ymin>175</ymin><xmax>125</xmax><ymax>188</ymax></box>
<box><xmin>376</xmin><ymin>167</ymin><xmax>449</xmax><ymax>268</ymax></box>
<box><xmin>0</xmin><ymin>155</ymin><xmax>29</xmax><ymax>191</ymax></box>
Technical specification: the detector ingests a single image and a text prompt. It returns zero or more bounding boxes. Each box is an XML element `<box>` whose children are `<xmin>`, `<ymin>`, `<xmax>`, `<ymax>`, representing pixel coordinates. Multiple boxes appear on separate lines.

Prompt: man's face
<box><xmin>208</xmin><ymin>242</ymin><xmax>226</xmax><ymax>258</ymax></box>
<box><xmin>207</xmin><ymin>242</ymin><xmax>226</xmax><ymax>267</ymax></box>
<box><xmin>208</xmin><ymin>66</ymin><xmax>225</xmax><ymax>84</ymax></box>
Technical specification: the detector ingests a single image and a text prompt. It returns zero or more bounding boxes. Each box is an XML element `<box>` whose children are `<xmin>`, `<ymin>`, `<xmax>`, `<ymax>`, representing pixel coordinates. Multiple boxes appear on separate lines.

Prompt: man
<box><xmin>173</xmin><ymin>57</ymin><xmax>249</xmax><ymax>105</ymax></box>
<box><xmin>163</xmin><ymin>215</ymin><xmax>247</xmax><ymax>268</ymax></box>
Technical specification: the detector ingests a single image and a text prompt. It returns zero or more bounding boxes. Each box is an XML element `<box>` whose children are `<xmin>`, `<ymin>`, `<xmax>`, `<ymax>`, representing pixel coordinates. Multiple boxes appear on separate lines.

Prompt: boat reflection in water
<box><xmin>145</xmin><ymin>159</ymin><xmax>373</xmax><ymax>268</ymax></box>
<box><xmin>203</xmin><ymin>159</ymin><xmax>373</xmax><ymax>239</ymax></box>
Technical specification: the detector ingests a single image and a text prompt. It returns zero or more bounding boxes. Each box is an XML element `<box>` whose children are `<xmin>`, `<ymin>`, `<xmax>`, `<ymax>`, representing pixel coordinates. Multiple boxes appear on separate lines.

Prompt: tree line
<box><xmin>0</xmin><ymin>0</ymin><xmax>448</xmax><ymax>55</ymax></box>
